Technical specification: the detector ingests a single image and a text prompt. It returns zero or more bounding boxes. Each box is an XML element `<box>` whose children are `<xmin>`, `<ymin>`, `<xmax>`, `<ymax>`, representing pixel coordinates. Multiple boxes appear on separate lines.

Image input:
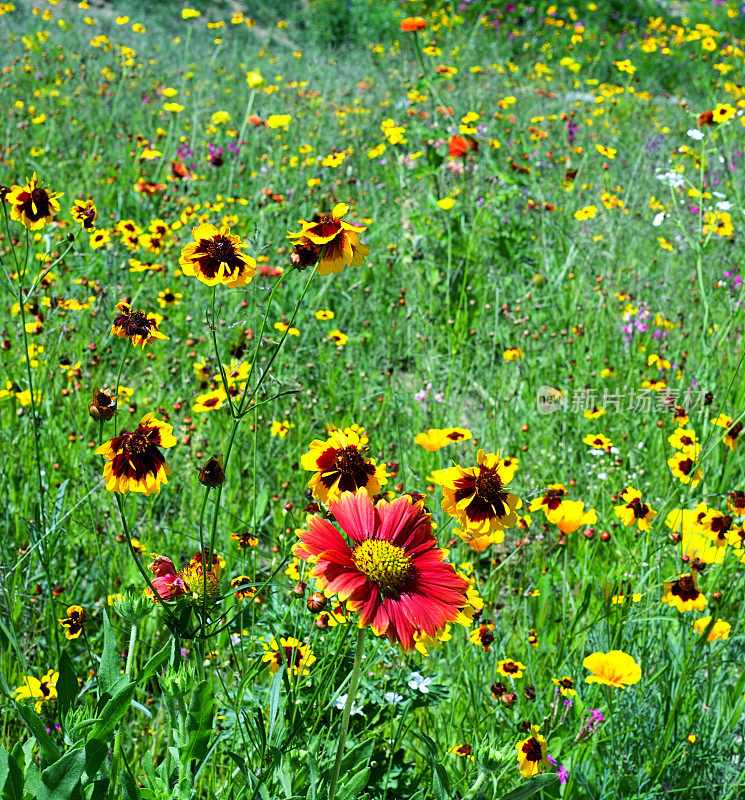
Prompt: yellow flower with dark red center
<box><xmin>89</xmin><ymin>229</ymin><xmax>111</xmax><ymax>249</ymax></box>
<box><xmin>6</xmin><ymin>173</ymin><xmax>62</xmax><ymax>230</ymax></box>
<box><xmin>70</xmin><ymin>197</ymin><xmax>97</xmax><ymax>230</ymax></box>
<box><xmin>110</xmin><ymin>301</ymin><xmax>169</xmax><ymax>349</ymax></box>
<box><xmin>179</xmin><ymin>223</ymin><xmax>256</xmax><ymax>288</ymax></box>
<box><xmin>262</xmin><ymin>637</ymin><xmax>315</xmax><ymax>676</ymax></box>
<box><xmin>193</xmin><ymin>388</ymin><xmax>227</xmax><ymax>413</ymax></box>
<box><xmin>95</xmin><ymin>412</ymin><xmax>176</xmax><ymax>495</ymax></box>
<box><xmin>529</xmin><ymin>484</ymin><xmax>567</xmax><ymax>522</ymax></box>
<box><xmin>662</xmin><ymin>571</ymin><xmax>706</xmax><ymax>613</ymax></box>
<box><xmin>300</xmin><ymin>429</ymin><xmax>388</xmax><ymax>503</ymax></box>
<box><xmin>515</xmin><ymin>725</ymin><xmax>549</xmax><ymax>778</ymax></box>
<box><xmin>430</xmin><ymin>449</ymin><xmax>521</xmax><ymax>537</ymax></box>
<box><xmin>583</xmin><ymin>406</ymin><xmax>605</xmax><ymax>419</ymax></box>
<box><xmin>231</xmin><ymin>575</ymin><xmax>255</xmax><ymax>601</ymax></box>
<box><xmin>583</xmin><ymin>649</ymin><xmax>641</xmax><ymax>687</ymax></box>
<box><xmin>502</xmin><ymin>346</ymin><xmax>524</xmax><ymax>360</ymax></box>
<box><xmin>668</xmin><ymin>429</ymin><xmax>698</xmax><ymax>450</ymax></box>
<box><xmin>693</xmin><ymin>616</ymin><xmax>731</xmax><ymax>641</ymax></box>
<box><xmin>668</xmin><ymin>448</ymin><xmax>702</xmax><ymax>487</ymax></box>
<box><xmin>293</xmin><ymin>489</ymin><xmax>469</xmax><ymax>650</ymax></box>
<box><xmin>287</xmin><ymin>202</ymin><xmax>370</xmax><ymax>276</ymax></box>
<box><xmin>552</xmin><ymin>676</ymin><xmax>576</xmax><ymax>696</ymax></box>
<box><xmin>711</xmin><ymin>103</ymin><xmax>736</xmax><ymax>124</ymax></box>
<box><xmin>12</xmin><ymin>670</ymin><xmax>59</xmax><ymax>713</ymax></box>
<box><xmin>552</xmin><ymin>499</ymin><xmax>597</xmax><ymax>534</ymax></box>
<box><xmin>699</xmin><ymin>509</ymin><xmax>741</xmax><ymax>548</ymax></box>
<box><xmin>327</xmin><ymin>328</ymin><xmax>348</xmax><ymax>346</ymax></box>
<box><xmin>666</xmin><ymin>506</ymin><xmax>725</xmax><ymax>565</ymax></box>
<box><xmin>614</xmin><ymin>487</ymin><xmax>656</xmax><ymax>531</ymax></box>
<box><xmin>728</xmin><ymin>490</ymin><xmax>745</xmax><ymax>516</ymax></box>
<box><xmin>469</xmin><ymin>621</ymin><xmax>495</xmax><ymax>651</ymax></box>
<box><xmin>498</xmin><ymin>658</ymin><xmax>526</xmax><ymax>678</ymax></box>
<box><xmin>414</xmin><ymin>427</ymin><xmax>472</xmax><ymax>451</ymax></box>
<box><xmin>712</xmin><ymin>414</ymin><xmax>742</xmax><ymax>450</ymax></box>
<box><xmin>583</xmin><ymin>433</ymin><xmax>613</xmax><ymax>449</ymax></box>
<box><xmin>157</xmin><ymin>288</ymin><xmax>182</xmax><ymax>308</ymax></box>
<box><xmin>58</xmin><ymin>606</ymin><xmax>86</xmax><ymax>640</ymax></box>
<box><xmin>231</xmin><ymin>531</ymin><xmax>258</xmax><ymax>549</ymax></box>
<box><xmin>271</xmin><ymin>419</ymin><xmax>295</xmax><ymax>438</ymax></box>
<box><xmin>450</xmin><ymin>744</ymin><xmax>474</xmax><ymax>759</ymax></box>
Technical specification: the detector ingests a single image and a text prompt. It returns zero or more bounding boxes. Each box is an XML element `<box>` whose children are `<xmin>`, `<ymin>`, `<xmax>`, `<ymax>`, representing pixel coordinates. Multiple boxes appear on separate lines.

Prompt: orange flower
<box><xmin>448</xmin><ymin>135</ymin><xmax>478</xmax><ymax>158</ymax></box>
<box><xmin>400</xmin><ymin>16</ymin><xmax>427</xmax><ymax>32</ymax></box>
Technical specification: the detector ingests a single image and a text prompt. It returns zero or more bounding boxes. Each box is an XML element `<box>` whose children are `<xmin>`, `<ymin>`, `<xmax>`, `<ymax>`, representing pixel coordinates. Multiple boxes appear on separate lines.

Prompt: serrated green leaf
<box><xmin>337</xmin><ymin>767</ymin><xmax>370</xmax><ymax>800</ymax></box>
<box><xmin>183</xmin><ymin>680</ymin><xmax>213</xmax><ymax>766</ymax></box>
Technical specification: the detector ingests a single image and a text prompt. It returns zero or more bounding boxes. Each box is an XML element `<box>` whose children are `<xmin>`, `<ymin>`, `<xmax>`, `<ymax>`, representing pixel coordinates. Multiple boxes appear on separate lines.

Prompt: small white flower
<box><xmin>652</xmin><ymin>211</ymin><xmax>665</xmax><ymax>227</ymax></box>
<box><xmin>716</xmin><ymin>201</ymin><xmax>732</xmax><ymax>211</ymax></box>
<box><xmin>588</xmin><ymin>448</ymin><xmax>605</xmax><ymax>457</ymax></box>
<box><xmin>408</xmin><ymin>671</ymin><xmax>433</xmax><ymax>693</ymax></box>
<box><xmin>686</xmin><ymin>129</ymin><xmax>704</xmax><ymax>141</ymax></box>
<box><xmin>384</xmin><ymin>691</ymin><xmax>403</xmax><ymax>704</ymax></box>
<box><xmin>597</xmin><ymin>472</ymin><xmax>608</xmax><ymax>480</ymax></box>
<box><xmin>610</xmin><ymin>446</ymin><xmax>620</xmax><ymax>454</ymax></box>
<box><xmin>333</xmin><ymin>694</ymin><xmax>364</xmax><ymax>715</ymax></box>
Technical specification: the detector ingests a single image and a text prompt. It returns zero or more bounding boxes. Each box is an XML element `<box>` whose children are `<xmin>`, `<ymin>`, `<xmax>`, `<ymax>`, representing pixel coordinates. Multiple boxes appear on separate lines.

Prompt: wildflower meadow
<box><xmin>2</xmin><ymin>0</ymin><xmax>745</xmax><ymax>797</ymax></box>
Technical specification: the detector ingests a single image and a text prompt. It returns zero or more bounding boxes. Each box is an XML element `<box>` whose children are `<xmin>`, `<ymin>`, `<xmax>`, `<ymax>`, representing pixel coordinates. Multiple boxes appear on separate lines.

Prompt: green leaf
<box><xmin>98</xmin><ymin>611</ymin><xmax>120</xmax><ymax>698</ymax></box>
<box><xmin>414</xmin><ymin>731</ymin><xmax>450</xmax><ymax>800</ymax></box>
<box><xmin>0</xmin><ymin>745</ymin><xmax>24</xmax><ymax>800</ymax></box>
<box><xmin>339</xmin><ymin>739</ymin><xmax>373</xmax><ymax>777</ymax></box>
<box><xmin>267</xmin><ymin>669</ymin><xmax>282</xmax><ymax>746</ymax></box>
<box><xmin>305</xmin><ymin>751</ymin><xmax>319</xmax><ymax>800</ymax></box>
<box><xmin>14</xmin><ymin>703</ymin><xmax>61</xmax><ymax>764</ymax></box>
<box><xmin>57</xmin><ymin>651</ymin><xmax>78</xmax><ymax>719</ymax></box>
<box><xmin>120</xmin><ymin>770</ymin><xmax>140</xmax><ymax>800</ymax></box>
<box><xmin>40</xmin><ymin>747</ymin><xmax>85</xmax><ymax>800</ymax></box>
<box><xmin>337</xmin><ymin>767</ymin><xmax>370</xmax><ymax>800</ymax></box>
<box><xmin>136</xmin><ymin>644</ymin><xmax>169</xmax><ymax>685</ymax></box>
<box><xmin>498</xmin><ymin>774</ymin><xmax>559</xmax><ymax>800</ymax></box>
<box><xmin>183</xmin><ymin>680</ymin><xmax>213</xmax><ymax>766</ymax></box>
<box><xmin>85</xmin><ymin>679</ymin><xmax>135</xmax><ymax>777</ymax></box>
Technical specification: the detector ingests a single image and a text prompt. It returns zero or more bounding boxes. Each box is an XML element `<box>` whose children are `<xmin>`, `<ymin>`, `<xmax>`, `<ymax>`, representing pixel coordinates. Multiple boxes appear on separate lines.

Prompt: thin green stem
<box><xmin>328</xmin><ymin>626</ymin><xmax>366</xmax><ymax>800</ymax></box>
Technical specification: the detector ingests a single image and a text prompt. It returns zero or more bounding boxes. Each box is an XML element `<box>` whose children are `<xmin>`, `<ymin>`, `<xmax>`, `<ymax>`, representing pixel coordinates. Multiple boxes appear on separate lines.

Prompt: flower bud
<box><xmin>198</xmin><ymin>454</ymin><xmax>225</xmax><ymax>488</ymax></box>
<box><xmin>89</xmin><ymin>387</ymin><xmax>117</xmax><ymax>421</ymax></box>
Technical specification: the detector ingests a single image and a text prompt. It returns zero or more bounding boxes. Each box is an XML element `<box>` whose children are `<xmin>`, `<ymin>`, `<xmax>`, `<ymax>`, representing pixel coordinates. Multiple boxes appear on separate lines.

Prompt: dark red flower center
<box><xmin>672</xmin><ymin>575</ymin><xmax>700</xmax><ymax>602</ymax></box>
<box><xmin>124</xmin><ymin>432</ymin><xmax>151</xmax><ymax>456</ymax></box>
<box><xmin>114</xmin><ymin>308</ymin><xmax>153</xmax><ymax>338</ymax></box>
<box><xmin>193</xmin><ymin>235</ymin><xmax>245</xmax><ymax>279</ymax></box>
<box><xmin>317</xmin><ymin>446</ymin><xmax>373</xmax><ymax>492</ymax></box>
<box><xmin>502</xmin><ymin>661</ymin><xmax>519</xmax><ymax>674</ymax></box>
<box><xmin>710</xmin><ymin>515</ymin><xmax>733</xmax><ymax>536</ymax></box>
<box><xmin>628</xmin><ymin>498</ymin><xmax>650</xmax><ymax>519</ymax></box>
<box><xmin>20</xmin><ymin>187</ymin><xmax>53</xmax><ymax>221</ymax></box>
<box><xmin>522</xmin><ymin>738</ymin><xmax>543</xmax><ymax>762</ymax></box>
<box><xmin>544</xmin><ymin>488</ymin><xmax>565</xmax><ymax>510</ymax></box>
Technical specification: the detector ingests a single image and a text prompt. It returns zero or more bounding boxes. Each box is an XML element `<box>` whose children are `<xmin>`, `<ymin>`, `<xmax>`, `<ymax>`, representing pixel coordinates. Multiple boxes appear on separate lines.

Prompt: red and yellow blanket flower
<box><xmin>6</xmin><ymin>172</ymin><xmax>62</xmax><ymax>230</ymax></box>
<box><xmin>110</xmin><ymin>301</ymin><xmax>169</xmax><ymax>349</ymax></box>
<box><xmin>293</xmin><ymin>488</ymin><xmax>469</xmax><ymax>650</ymax></box>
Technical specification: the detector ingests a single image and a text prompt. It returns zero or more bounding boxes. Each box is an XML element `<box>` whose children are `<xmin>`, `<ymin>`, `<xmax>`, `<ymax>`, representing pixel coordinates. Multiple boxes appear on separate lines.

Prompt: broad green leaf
<box><xmin>183</xmin><ymin>680</ymin><xmax>213</xmax><ymax>766</ymax></box>
<box><xmin>498</xmin><ymin>774</ymin><xmax>559</xmax><ymax>800</ymax></box>
<box><xmin>98</xmin><ymin>611</ymin><xmax>120</xmax><ymax>698</ymax></box>
<box><xmin>136</xmin><ymin>644</ymin><xmax>169</xmax><ymax>684</ymax></box>
<box><xmin>57</xmin><ymin>651</ymin><xmax>78</xmax><ymax>719</ymax></box>
<box><xmin>40</xmin><ymin>747</ymin><xmax>85</xmax><ymax>800</ymax></box>
<box><xmin>85</xmin><ymin>679</ymin><xmax>135</xmax><ymax>777</ymax></box>
<box><xmin>337</xmin><ymin>767</ymin><xmax>371</xmax><ymax>800</ymax></box>
<box><xmin>120</xmin><ymin>770</ymin><xmax>140</xmax><ymax>800</ymax></box>
<box><xmin>14</xmin><ymin>703</ymin><xmax>60</xmax><ymax>764</ymax></box>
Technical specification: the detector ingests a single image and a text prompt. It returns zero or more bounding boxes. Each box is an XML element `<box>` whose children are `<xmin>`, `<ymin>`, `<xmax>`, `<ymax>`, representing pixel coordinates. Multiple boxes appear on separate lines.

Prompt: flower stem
<box><xmin>328</xmin><ymin>626</ymin><xmax>366</xmax><ymax>800</ymax></box>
